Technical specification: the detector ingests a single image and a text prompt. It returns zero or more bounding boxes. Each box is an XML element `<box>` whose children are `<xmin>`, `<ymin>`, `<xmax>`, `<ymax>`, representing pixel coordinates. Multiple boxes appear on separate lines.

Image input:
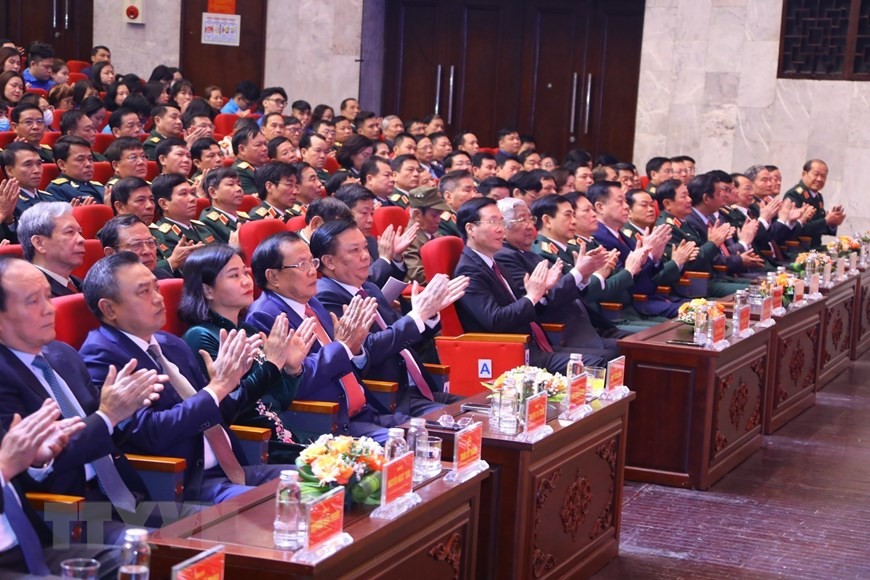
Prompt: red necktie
<box><xmin>358</xmin><ymin>288</ymin><xmax>434</xmax><ymax>401</ymax></box>
<box><xmin>492</xmin><ymin>262</ymin><xmax>553</xmax><ymax>353</ymax></box>
<box><xmin>304</xmin><ymin>305</ymin><xmax>368</xmax><ymax>416</ymax></box>
<box><xmin>708</xmin><ymin>221</ymin><xmax>730</xmax><ymax>257</ymax></box>
<box><xmin>67</xmin><ymin>280</ymin><xmax>79</xmax><ymax>293</ymax></box>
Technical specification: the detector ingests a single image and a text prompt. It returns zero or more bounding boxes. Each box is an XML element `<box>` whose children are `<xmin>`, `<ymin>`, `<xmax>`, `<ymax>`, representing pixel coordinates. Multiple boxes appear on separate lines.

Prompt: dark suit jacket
<box><xmin>684</xmin><ymin>210</ymin><xmax>745</xmax><ymax>273</ymax></box>
<box><xmin>79</xmin><ymin>325</ymin><xmax>253</xmax><ymax>502</ymax></box>
<box><xmin>0</xmin><ymin>342</ymin><xmax>147</xmax><ymax>503</ymax></box>
<box><xmin>315</xmin><ymin>277</ymin><xmax>439</xmax><ymax>396</ymax></box>
<box><xmin>245</xmin><ymin>291</ymin><xmax>374</xmax><ymax>433</ymax></box>
<box><xmin>42</xmin><ymin>271</ymin><xmax>83</xmax><ymax>298</ymax></box>
<box><xmin>366</xmin><ymin>235</ymin><xmax>406</xmax><ymax>289</ymax></box>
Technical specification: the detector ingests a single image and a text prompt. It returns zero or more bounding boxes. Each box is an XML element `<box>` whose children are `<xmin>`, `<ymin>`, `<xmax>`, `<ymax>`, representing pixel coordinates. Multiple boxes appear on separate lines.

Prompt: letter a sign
<box><xmin>478</xmin><ymin>359</ymin><xmax>493</xmax><ymax>379</ymax></box>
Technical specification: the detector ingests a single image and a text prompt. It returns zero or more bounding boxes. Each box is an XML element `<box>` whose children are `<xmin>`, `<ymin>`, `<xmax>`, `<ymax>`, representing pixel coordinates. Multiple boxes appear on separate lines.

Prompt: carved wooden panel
<box><xmin>711</xmin><ymin>353</ymin><xmax>765</xmax><ymax>462</ymax></box>
<box><xmin>774</xmin><ymin>324</ymin><xmax>818</xmax><ymax>408</ymax></box>
<box><xmin>529</xmin><ymin>434</ymin><xmax>621</xmax><ymax>579</ymax></box>
<box><xmin>822</xmin><ymin>296</ymin><xmax>854</xmax><ymax>366</ymax></box>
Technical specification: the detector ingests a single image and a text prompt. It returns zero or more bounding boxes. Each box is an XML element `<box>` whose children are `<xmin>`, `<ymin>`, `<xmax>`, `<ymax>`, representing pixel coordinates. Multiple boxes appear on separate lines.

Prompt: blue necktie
<box><xmin>32</xmin><ymin>355</ymin><xmax>137</xmax><ymax>513</ymax></box>
<box><xmin>2</xmin><ymin>484</ymin><xmax>49</xmax><ymax>575</ymax></box>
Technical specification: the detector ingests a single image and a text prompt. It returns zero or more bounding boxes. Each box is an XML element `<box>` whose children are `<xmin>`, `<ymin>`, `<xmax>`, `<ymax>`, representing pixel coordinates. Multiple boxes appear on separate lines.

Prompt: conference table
<box><xmin>149</xmin><ymin>467</ymin><xmax>487</xmax><ymax>578</ymax></box>
<box><xmin>424</xmin><ymin>391</ymin><xmax>635</xmax><ymax>580</ymax></box>
<box><xmin>851</xmin><ymin>268</ymin><xmax>870</xmax><ymax>359</ymax></box>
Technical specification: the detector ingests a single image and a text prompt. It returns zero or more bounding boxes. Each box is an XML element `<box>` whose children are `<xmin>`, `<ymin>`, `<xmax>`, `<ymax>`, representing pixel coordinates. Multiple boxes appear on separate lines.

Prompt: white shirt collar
<box><xmin>691</xmin><ymin>207</ymin><xmax>709</xmax><ymax>225</ymax></box>
<box><xmin>33</xmin><ymin>265</ymin><xmax>71</xmax><ymax>287</ymax></box>
<box><xmin>470</xmin><ymin>247</ymin><xmax>494</xmax><ymax>268</ymax></box>
<box><xmin>275</xmin><ymin>293</ymin><xmax>309</xmax><ymax>320</ymax></box>
<box><xmin>330</xmin><ymin>278</ymin><xmax>361</xmax><ymax>297</ymax></box>
<box><xmin>119</xmin><ymin>330</ymin><xmax>159</xmax><ymax>355</ymax></box>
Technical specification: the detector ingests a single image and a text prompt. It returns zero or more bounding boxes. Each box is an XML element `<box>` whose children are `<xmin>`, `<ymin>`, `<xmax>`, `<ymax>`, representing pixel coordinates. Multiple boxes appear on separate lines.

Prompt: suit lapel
<box><xmin>0</xmin><ymin>345</ymin><xmax>51</xmax><ymax>402</ymax></box>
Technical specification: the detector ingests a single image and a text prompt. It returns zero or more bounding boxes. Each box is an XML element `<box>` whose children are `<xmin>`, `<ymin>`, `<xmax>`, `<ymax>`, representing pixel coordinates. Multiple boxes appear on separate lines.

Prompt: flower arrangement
<box><xmin>791</xmin><ymin>252</ymin><xmax>832</xmax><ymax>272</ymax></box>
<box><xmin>482</xmin><ymin>366</ymin><xmax>567</xmax><ymax>403</ymax></box>
<box><xmin>296</xmin><ymin>434</ymin><xmax>385</xmax><ymax>505</ymax></box>
<box><xmin>860</xmin><ymin>232</ymin><xmax>870</xmax><ymax>244</ymax></box>
<box><xmin>826</xmin><ymin>236</ymin><xmax>859</xmax><ymax>257</ymax></box>
<box><xmin>677</xmin><ymin>299</ymin><xmax>725</xmax><ymax>325</ymax></box>
<box><xmin>255</xmin><ymin>400</ymin><xmax>294</xmax><ymax>444</ymax></box>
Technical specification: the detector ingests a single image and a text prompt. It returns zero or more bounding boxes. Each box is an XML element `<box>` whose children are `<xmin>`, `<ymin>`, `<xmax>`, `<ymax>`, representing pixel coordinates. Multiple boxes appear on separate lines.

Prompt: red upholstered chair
<box><xmin>286</xmin><ymin>215</ymin><xmax>306</xmax><ymax>232</ymax></box>
<box><xmin>0</xmin><ymin>132</ymin><xmax>16</xmax><ymax>149</ymax></box>
<box><xmin>145</xmin><ymin>161</ymin><xmax>159</xmax><ymax>182</ymax></box>
<box><xmin>93</xmin><ymin>133</ymin><xmax>115</xmax><ymax>154</ymax></box>
<box><xmin>40</xmin><ymin>164</ymin><xmax>60</xmax><ymax>190</ymax></box>
<box><xmin>91</xmin><ymin>162</ymin><xmax>114</xmax><ymax>186</ymax></box>
<box><xmin>71</xmin><ymin>239</ymin><xmax>105</xmax><ymax>280</ymax></box>
<box><xmin>214</xmin><ymin>114</ymin><xmax>238</xmax><ymax>136</ymax></box>
<box><xmin>239</xmin><ymin>194</ymin><xmax>259</xmax><ymax>214</ymax></box>
<box><xmin>52</xmin><ymin>293</ymin><xmax>99</xmax><ymax>350</ymax></box>
<box><xmin>478</xmin><ymin>147</ymin><xmax>498</xmax><ymax>155</ymax></box>
<box><xmin>136</xmin><ymin>133</ymin><xmax>149</xmax><ymax>143</ymax></box>
<box><xmin>195</xmin><ymin>197</ymin><xmax>211</xmax><ymax>219</ymax></box>
<box><xmin>324</xmin><ymin>156</ymin><xmax>340</xmax><ymax>174</ymax></box>
<box><xmin>40</xmin><ymin>132</ymin><xmax>62</xmax><ymax>148</ymax></box>
<box><xmin>67</xmin><ymin>72</ymin><xmax>87</xmax><ymax>85</ymax></box>
<box><xmin>238</xmin><ymin>219</ymin><xmax>286</xmax><ymax>266</ymax></box>
<box><xmin>51</xmin><ymin>109</ymin><xmax>67</xmax><ymax>131</ymax></box>
<box><xmin>158</xmin><ymin>279</ymin><xmax>187</xmax><ymax>336</ymax></box>
<box><xmin>66</xmin><ymin>60</ymin><xmax>90</xmax><ymax>73</ymax></box>
<box><xmin>0</xmin><ymin>244</ymin><xmax>23</xmax><ymax>258</ymax></box>
<box><xmin>26</xmin><ymin>88</ymin><xmax>47</xmax><ymax>98</ymax></box>
<box><xmin>372</xmin><ymin>206</ymin><xmax>410</xmax><ymax>238</ymax></box>
<box><xmin>72</xmin><ymin>205</ymin><xmax>114</xmax><ymax>239</ymax></box>
<box><xmin>221</xmin><ymin>156</ymin><xmax>235</xmax><ymax>168</ymax></box>
<box><xmin>421</xmin><ymin>236</ymin><xmax>530</xmax><ymax>396</ymax></box>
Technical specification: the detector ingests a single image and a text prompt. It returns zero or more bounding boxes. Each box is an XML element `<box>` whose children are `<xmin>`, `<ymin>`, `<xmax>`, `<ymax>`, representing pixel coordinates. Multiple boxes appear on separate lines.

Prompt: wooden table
<box><xmin>149</xmin><ymin>469</ymin><xmax>486</xmax><ymax>579</ymax></box>
<box><xmin>425</xmin><ymin>392</ymin><xmax>634</xmax><ymax>580</ymax></box>
<box><xmin>765</xmin><ymin>298</ymin><xmax>825</xmax><ymax>433</ymax></box>
<box><xmin>819</xmin><ymin>276</ymin><xmax>859</xmax><ymax>388</ymax></box>
<box><xmin>851</xmin><ymin>268</ymin><xmax>870</xmax><ymax>360</ymax></box>
<box><xmin>617</xmin><ymin>320</ymin><xmax>772</xmax><ymax>490</ymax></box>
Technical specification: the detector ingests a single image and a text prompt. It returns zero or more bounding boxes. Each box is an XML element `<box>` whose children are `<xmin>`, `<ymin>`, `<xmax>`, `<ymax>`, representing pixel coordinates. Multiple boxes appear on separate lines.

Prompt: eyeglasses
<box><xmin>118</xmin><ymin>239</ymin><xmax>157</xmax><ymax>251</ymax></box>
<box><xmin>274</xmin><ymin>258</ymin><xmax>320</xmax><ymax>272</ymax></box>
<box><xmin>123</xmin><ymin>153</ymin><xmax>148</xmax><ymax>163</ymax></box>
<box><xmin>506</xmin><ymin>216</ymin><xmax>538</xmax><ymax>226</ymax></box>
<box><xmin>19</xmin><ymin>118</ymin><xmax>45</xmax><ymax>127</ymax></box>
<box><xmin>266</xmin><ymin>98</ymin><xmax>286</xmax><ymax>106</ymax></box>
<box><xmin>474</xmin><ymin>218</ymin><xmax>506</xmax><ymax>227</ymax></box>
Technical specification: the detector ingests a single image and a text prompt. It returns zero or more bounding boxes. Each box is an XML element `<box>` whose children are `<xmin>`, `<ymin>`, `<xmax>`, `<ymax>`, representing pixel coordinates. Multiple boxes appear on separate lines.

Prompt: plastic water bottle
<box><xmin>118</xmin><ymin>528</ymin><xmax>150</xmax><ymax>580</ymax></box>
<box><xmin>274</xmin><ymin>470</ymin><xmax>306</xmax><ymax>550</ymax></box>
<box><xmin>567</xmin><ymin>353</ymin><xmax>585</xmax><ymax>407</ymax></box>
<box><xmin>384</xmin><ymin>428</ymin><xmax>409</xmax><ymax>461</ymax></box>
<box><xmin>496</xmin><ymin>382</ymin><xmax>519</xmax><ymax>435</ymax></box>
<box><xmin>407</xmin><ymin>418</ymin><xmax>428</xmax><ymax>482</ymax></box>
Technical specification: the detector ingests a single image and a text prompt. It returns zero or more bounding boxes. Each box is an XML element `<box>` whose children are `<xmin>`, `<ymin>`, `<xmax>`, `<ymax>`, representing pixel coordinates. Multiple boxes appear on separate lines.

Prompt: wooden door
<box><xmin>0</xmin><ymin>0</ymin><xmax>94</xmax><ymax>61</ymax></box>
<box><xmin>179</xmin><ymin>0</ymin><xmax>267</xmax><ymax>96</ymax></box>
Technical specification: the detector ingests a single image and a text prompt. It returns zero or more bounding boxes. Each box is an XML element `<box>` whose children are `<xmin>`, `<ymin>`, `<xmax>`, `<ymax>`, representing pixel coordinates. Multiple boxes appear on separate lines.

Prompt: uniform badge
<box><xmin>158</xmin><ymin>223</ymin><xmax>172</xmax><ymax>234</ymax></box>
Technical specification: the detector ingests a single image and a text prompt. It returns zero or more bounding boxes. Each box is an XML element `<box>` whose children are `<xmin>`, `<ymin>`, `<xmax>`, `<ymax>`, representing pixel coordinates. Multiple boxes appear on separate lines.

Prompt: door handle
<box><xmin>64</xmin><ymin>0</ymin><xmax>70</xmax><ymax>30</ymax></box>
<box><xmin>569</xmin><ymin>72</ymin><xmax>579</xmax><ymax>133</ymax></box>
<box><xmin>52</xmin><ymin>0</ymin><xmax>57</xmax><ymax>29</ymax></box>
<box><xmin>447</xmin><ymin>65</ymin><xmax>455</xmax><ymax>124</ymax></box>
<box><xmin>584</xmin><ymin>73</ymin><xmax>592</xmax><ymax>135</ymax></box>
<box><xmin>434</xmin><ymin>65</ymin><xmax>442</xmax><ymax>115</ymax></box>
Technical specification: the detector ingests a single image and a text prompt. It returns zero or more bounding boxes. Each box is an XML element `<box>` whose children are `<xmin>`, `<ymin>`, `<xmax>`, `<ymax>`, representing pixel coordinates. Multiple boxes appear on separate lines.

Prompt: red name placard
<box><xmin>738</xmin><ymin>306</ymin><xmax>750</xmax><ymax>333</ymax></box>
<box><xmin>307</xmin><ymin>488</ymin><xmax>345</xmax><ymax>549</ymax></box>
<box><xmin>524</xmin><ymin>391</ymin><xmax>548</xmax><ymax>433</ymax></box>
<box><xmin>455</xmin><ymin>422</ymin><xmax>482</xmax><ymax>472</ymax></box>
<box><xmin>761</xmin><ymin>296</ymin><xmax>772</xmax><ymax>321</ymax></box>
<box><xmin>174</xmin><ymin>549</ymin><xmax>225</xmax><ymax>580</ymax></box>
<box><xmin>382</xmin><ymin>452</ymin><xmax>414</xmax><ymax>505</ymax></box>
<box><xmin>606</xmin><ymin>356</ymin><xmax>625</xmax><ymax>391</ymax></box>
<box><xmin>568</xmin><ymin>374</ymin><xmax>587</xmax><ymax>412</ymax></box>
<box><xmin>711</xmin><ymin>315</ymin><xmax>726</xmax><ymax>343</ymax></box>
<box><xmin>793</xmin><ymin>279</ymin><xmax>805</xmax><ymax>302</ymax></box>
<box><xmin>773</xmin><ymin>286</ymin><xmax>783</xmax><ymax>309</ymax></box>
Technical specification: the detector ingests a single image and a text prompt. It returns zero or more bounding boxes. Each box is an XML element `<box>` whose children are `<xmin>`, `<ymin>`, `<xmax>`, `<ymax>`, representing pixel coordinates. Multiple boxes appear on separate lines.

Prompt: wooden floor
<box><xmin>594</xmin><ymin>359</ymin><xmax>870</xmax><ymax>579</ymax></box>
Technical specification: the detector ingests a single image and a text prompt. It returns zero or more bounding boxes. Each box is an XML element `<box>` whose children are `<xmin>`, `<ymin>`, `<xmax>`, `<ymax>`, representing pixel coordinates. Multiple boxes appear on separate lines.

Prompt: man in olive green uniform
<box><xmin>231</xmin><ymin>125</ymin><xmax>270</xmax><ymax>194</ymax></box>
<box><xmin>143</xmin><ymin>105</ymin><xmax>183</xmax><ymax>160</ymax></box>
<box><xmin>783</xmin><ymin>159</ymin><xmax>846</xmax><ymax>249</ymax></box>
<box><xmin>198</xmin><ymin>167</ymin><xmax>250</xmax><ymax>244</ymax></box>
<box><xmin>247</xmin><ymin>161</ymin><xmax>299</xmax><ymax>223</ymax></box>
<box><xmin>438</xmin><ymin>170</ymin><xmax>480</xmax><ymax>237</ymax></box>
<box><xmin>149</xmin><ymin>173</ymin><xmax>214</xmax><ymax>256</ymax></box>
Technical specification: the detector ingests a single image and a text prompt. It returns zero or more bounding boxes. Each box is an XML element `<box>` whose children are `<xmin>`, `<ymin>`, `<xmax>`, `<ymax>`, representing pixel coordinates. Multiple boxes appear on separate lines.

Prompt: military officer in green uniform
<box><xmin>11</xmin><ymin>103</ymin><xmax>54</xmax><ymax>163</ymax></box>
<box><xmin>1</xmin><ymin>142</ymin><xmax>53</xmax><ymax>221</ymax></box>
<box><xmin>198</xmin><ymin>167</ymin><xmax>250</xmax><ymax>244</ymax></box>
<box><xmin>231</xmin><ymin>125</ymin><xmax>270</xmax><ymax>194</ymax></box>
<box><xmin>44</xmin><ymin>136</ymin><xmax>105</xmax><ymax>203</ymax></box>
<box><xmin>644</xmin><ymin>156</ymin><xmax>673</xmax><ymax>197</ymax></box>
<box><xmin>438</xmin><ymin>169</ymin><xmax>479</xmax><ymax>237</ymax></box>
<box><xmin>143</xmin><ymin>105</ymin><xmax>184</xmax><ymax>160</ymax></box>
<box><xmin>783</xmin><ymin>159</ymin><xmax>846</xmax><ymax>249</ymax></box>
<box><xmin>104</xmin><ymin>137</ymin><xmax>151</xmax><ymax>189</ymax></box>
<box><xmin>388</xmin><ymin>154</ymin><xmax>420</xmax><ymax>209</ymax></box>
<box><xmin>247</xmin><ymin>161</ymin><xmax>299</xmax><ymax>224</ymax></box>
<box><xmin>149</xmin><ymin>173</ymin><xmax>214</xmax><ymax>256</ymax></box>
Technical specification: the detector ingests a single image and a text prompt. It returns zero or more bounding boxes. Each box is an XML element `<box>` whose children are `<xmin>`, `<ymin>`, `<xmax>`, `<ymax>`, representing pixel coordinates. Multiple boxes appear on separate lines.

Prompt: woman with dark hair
<box><xmin>143</xmin><ymin>80</ymin><xmax>169</xmax><ymax>107</ymax></box>
<box><xmin>180</xmin><ymin>244</ymin><xmax>317</xmax><ymax>462</ymax></box>
<box><xmin>80</xmin><ymin>95</ymin><xmax>108</xmax><ymax>130</ymax></box>
<box><xmin>72</xmin><ymin>79</ymin><xmax>97</xmax><ymax>107</ymax></box>
<box><xmin>48</xmin><ymin>83</ymin><xmax>73</xmax><ymax>110</ymax></box>
<box><xmin>0</xmin><ymin>46</ymin><xmax>20</xmax><ymax>73</ymax></box>
<box><xmin>0</xmin><ymin>71</ymin><xmax>24</xmax><ymax>105</ymax></box>
<box><xmin>105</xmin><ymin>80</ymin><xmax>132</xmax><ymax>111</ymax></box>
<box><xmin>169</xmin><ymin>79</ymin><xmax>194</xmax><ymax>113</ymax></box>
<box><xmin>335</xmin><ymin>134</ymin><xmax>373</xmax><ymax>178</ymax></box>
<box><xmin>90</xmin><ymin>60</ymin><xmax>115</xmax><ymax>92</ymax></box>
<box><xmin>148</xmin><ymin>64</ymin><xmax>173</xmax><ymax>86</ymax></box>
<box><xmin>311</xmin><ymin>103</ymin><xmax>334</xmax><ymax>125</ymax></box>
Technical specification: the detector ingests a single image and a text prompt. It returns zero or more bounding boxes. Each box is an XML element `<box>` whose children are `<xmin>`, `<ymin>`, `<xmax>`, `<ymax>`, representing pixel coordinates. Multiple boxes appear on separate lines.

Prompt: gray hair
<box><xmin>381</xmin><ymin>115</ymin><xmax>400</xmax><ymax>132</ymax></box>
<box><xmin>744</xmin><ymin>165</ymin><xmax>767</xmax><ymax>182</ymax></box>
<box><xmin>497</xmin><ymin>197</ymin><xmax>526</xmax><ymax>224</ymax></box>
<box><xmin>18</xmin><ymin>201</ymin><xmax>74</xmax><ymax>261</ymax></box>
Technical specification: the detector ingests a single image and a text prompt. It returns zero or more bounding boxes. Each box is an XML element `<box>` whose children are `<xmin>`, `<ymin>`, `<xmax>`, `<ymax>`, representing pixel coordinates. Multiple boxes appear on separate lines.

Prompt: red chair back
<box><xmin>286</xmin><ymin>215</ymin><xmax>306</xmax><ymax>232</ymax></box>
<box><xmin>195</xmin><ymin>197</ymin><xmax>211</xmax><ymax>219</ymax></box>
<box><xmin>136</xmin><ymin>133</ymin><xmax>150</xmax><ymax>143</ymax></box>
<box><xmin>66</xmin><ymin>60</ymin><xmax>90</xmax><ymax>73</ymax></box>
<box><xmin>0</xmin><ymin>244</ymin><xmax>23</xmax><ymax>258</ymax></box>
<box><xmin>214</xmin><ymin>114</ymin><xmax>239</xmax><ymax>136</ymax></box>
<box><xmin>640</xmin><ymin>176</ymin><xmax>650</xmax><ymax>189</ymax></box>
<box><xmin>420</xmin><ymin>236</ymin><xmax>465</xmax><ymax>336</ymax></box>
<box><xmin>92</xmin><ymin>162</ymin><xmax>114</xmax><ymax>186</ymax></box>
<box><xmin>145</xmin><ymin>161</ymin><xmax>159</xmax><ymax>182</ymax></box>
<box><xmin>93</xmin><ymin>133</ymin><xmax>115</xmax><ymax>154</ymax></box>
<box><xmin>52</xmin><ymin>293</ymin><xmax>100</xmax><ymax>350</ymax></box>
<box><xmin>238</xmin><ymin>219</ymin><xmax>287</xmax><ymax>266</ymax></box>
<box><xmin>158</xmin><ymin>279</ymin><xmax>187</xmax><ymax>336</ymax></box>
<box><xmin>372</xmin><ymin>206</ymin><xmax>410</xmax><ymax>238</ymax></box>
<box><xmin>26</xmin><ymin>88</ymin><xmax>47</xmax><ymax>98</ymax></box>
<box><xmin>239</xmin><ymin>194</ymin><xmax>259</xmax><ymax>214</ymax></box>
<box><xmin>71</xmin><ymin>239</ymin><xmax>105</xmax><ymax>280</ymax></box>
<box><xmin>51</xmin><ymin>108</ymin><xmax>67</xmax><ymax>131</ymax></box>
<box><xmin>478</xmin><ymin>147</ymin><xmax>498</xmax><ymax>155</ymax></box>
<box><xmin>73</xmin><ymin>205</ymin><xmax>114</xmax><ymax>239</ymax></box>
<box><xmin>40</xmin><ymin>164</ymin><xmax>60</xmax><ymax>190</ymax></box>
<box><xmin>221</xmin><ymin>156</ymin><xmax>235</xmax><ymax>168</ymax></box>
<box><xmin>40</xmin><ymin>132</ymin><xmax>61</xmax><ymax>148</ymax></box>
<box><xmin>67</xmin><ymin>72</ymin><xmax>87</xmax><ymax>85</ymax></box>
<box><xmin>0</xmin><ymin>133</ymin><xmax>15</xmax><ymax>149</ymax></box>
<box><xmin>324</xmin><ymin>156</ymin><xmax>340</xmax><ymax>174</ymax></box>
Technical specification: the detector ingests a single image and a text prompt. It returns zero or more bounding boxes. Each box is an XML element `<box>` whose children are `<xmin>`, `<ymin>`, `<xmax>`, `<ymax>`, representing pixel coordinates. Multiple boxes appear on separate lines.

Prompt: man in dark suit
<box><xmin>333</xmin><ymin>183</ymin><xmax>416</xmax><ymax>288</ymax></box>
<box><xmin>79</xmin><ymin>252</ymin><xmax>281</xmax><ymax>505</ymax></box>
<box><xmin>311</xmin><ymin>220</ymin><xmax>468</xmax><ymax>416</ymax></box>
<box><xmin>246</xmin><ymin>231</ymin><xmax>408</xmax><ymax>444</ymax></box>
<box><xmin>453</xmin><ymin>197</ymin><xmax>586</xmax><ymax>374</ymax></box>
<box><xmin>493</xmin><ymin>197</ymin><xmax>617</xmax><ymax>363</ymax></box>
<box><xmin>18</xmin><ymin>202</ymin><xmax>86</xmax><ymax>297</ymax></box>
<box><xmin>0</xmin><ymin>257</ymin><xmax>166</xmax><ymax>544</ymax></box>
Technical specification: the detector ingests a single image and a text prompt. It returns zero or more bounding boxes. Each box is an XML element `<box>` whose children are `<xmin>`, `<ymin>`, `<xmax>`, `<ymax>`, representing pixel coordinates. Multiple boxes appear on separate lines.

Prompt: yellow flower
<box><xmin>310</xmin><ymin>454</ymin><xmax>342</xmax><ymax>484</ymax></box>
<box><xmin>299</xmin><ymin>442</ymin><xmax>328</xmax><ymax>464</ymax></box>
<box><xmin>330</xmin><ymin>436</ymin><xmax>354</xmax><ymax>455</ymax></box>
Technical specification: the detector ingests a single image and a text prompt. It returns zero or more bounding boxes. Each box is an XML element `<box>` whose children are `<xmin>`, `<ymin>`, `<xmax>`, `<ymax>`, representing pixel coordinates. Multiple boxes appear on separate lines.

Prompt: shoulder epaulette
<box><xmin>158</xmin><ymin>223</ymin><xmax>172</xmax><ymax>233</ymax></box>
<box><xmin>206</xmin><ymin>211</ymin><xmax>220</xmax><ymax>221</ymax></box>
<box><xmin>255</xmin><ymin>207</ymin><xmax>268</xmax><ymax>217</ymax></box>
<box><xmin>622</xmin><ymin>228</ymin><xmax>634</xmax><ymax>238</ymax></box>
<box><xmin>236</xmin><ymin>161</ymin><xmax>251</xmax><ymax>170</ymax></box>
<box><xmin>237</xmin><ymin>211</ymin><xmax>250</xmax><ymax>219</ymax></box>
<box><xmin>51</xmin><ymin>177</ymin><xmax>68</xmax><ymax>185</ymax></box>
<box><xmin>149</xmin><ymin>136</ymin><xmax>160</xmax><ymax>143</ymax></box>
<box><xmin>795</xmin><ymin>185</ymin><xmax>805</xmax><ymax>194</ymax></box>
<box><xmin>149</xmin><ymin>222</ymin><xmax>160</xmax><ymax>230</ymax></box>
<box><xmin>89</xmin><ymin>181</ymin><xmax>103</xmax><ymax>187</ymax></box>
<box><xmin>40</xmin><ymin>144</ymin><xmax>51</xmax><ymax>150</ymax></box>
<box><xmin>191</xmin><ymin>219</ymin><xmax>205</xmax><ymax>226</ymax></box>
